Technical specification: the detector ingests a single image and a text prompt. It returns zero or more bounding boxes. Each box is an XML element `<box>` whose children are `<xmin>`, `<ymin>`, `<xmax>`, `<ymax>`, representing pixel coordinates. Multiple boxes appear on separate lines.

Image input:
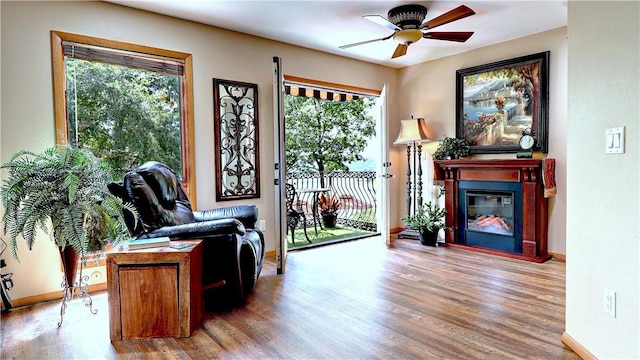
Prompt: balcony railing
<box><xmin>286</xmin><ymin>171</ymin><xmax>377</xmax><ymax>232</ymax></box>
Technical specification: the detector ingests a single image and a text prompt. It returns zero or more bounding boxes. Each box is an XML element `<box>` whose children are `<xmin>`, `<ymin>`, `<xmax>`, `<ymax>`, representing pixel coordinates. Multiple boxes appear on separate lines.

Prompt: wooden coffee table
<box><xmin>106</xmin><ymin>240</ymin><xmax>203</xmax><ymax>341</ymax></box>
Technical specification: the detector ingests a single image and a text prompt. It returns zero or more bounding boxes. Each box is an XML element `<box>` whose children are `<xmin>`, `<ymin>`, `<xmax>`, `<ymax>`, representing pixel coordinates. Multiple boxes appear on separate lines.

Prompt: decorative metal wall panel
<box><xmin>213</xmin><ymin>78</ymin><xmax>260</xmax><ymax>201</ymax></box>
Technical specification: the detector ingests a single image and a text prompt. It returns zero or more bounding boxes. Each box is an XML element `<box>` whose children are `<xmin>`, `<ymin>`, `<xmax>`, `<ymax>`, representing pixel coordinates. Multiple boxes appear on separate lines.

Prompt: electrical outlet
<box><xmin>259</xmin><ymin>219</ymin><xmax>266</xmax><ymax>231</ymax></box>
<box><xmin>604</xmin><ymin>288</ymin><xmax>616</xmax><ymax>318</ymax></box>
<box><xmin>75</xmin><ymin>265</ymin><xmax>107</xmax><ymax>285</ymax></box>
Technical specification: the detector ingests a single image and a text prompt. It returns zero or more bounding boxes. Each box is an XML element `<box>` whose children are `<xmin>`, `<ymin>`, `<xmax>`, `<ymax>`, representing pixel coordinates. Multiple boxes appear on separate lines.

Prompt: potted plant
<box><xmin>401</xmin><ymin>202</ymin><xmax>449</xmax><ymax>246</ymax></box>
<box><xmin>318</xmin><ymin>193</ymin><xmax>341</xmax><ymax>228</ymax></box>
<box><xmin>432</xmin><ymin>137</ymin><xmax>470</xmax><ymax>160</ymax></box>
<box><xmin>1</xmin><ymin>145</ymin><xmax>134</xmax><ymax>289</ymax></box>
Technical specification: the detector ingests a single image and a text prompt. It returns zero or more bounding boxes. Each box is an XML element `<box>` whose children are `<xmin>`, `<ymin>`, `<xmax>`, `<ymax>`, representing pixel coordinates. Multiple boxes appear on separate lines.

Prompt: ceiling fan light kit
<box><xmin>340</xmin><ymin>4</ymin><xmax>476</xmax><ymax>59</ymax></box>
<box><xmin>393</xmin><ymin>29</ymin><xmax>423</xmax><ymax>44</ymax></box>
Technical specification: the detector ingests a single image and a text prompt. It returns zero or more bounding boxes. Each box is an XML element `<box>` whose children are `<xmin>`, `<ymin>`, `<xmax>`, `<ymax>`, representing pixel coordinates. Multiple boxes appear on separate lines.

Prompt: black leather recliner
<box><xmin>108</xmin><ymin>161</ymin><xmax>265</xmax><ymax>309</ymax></box>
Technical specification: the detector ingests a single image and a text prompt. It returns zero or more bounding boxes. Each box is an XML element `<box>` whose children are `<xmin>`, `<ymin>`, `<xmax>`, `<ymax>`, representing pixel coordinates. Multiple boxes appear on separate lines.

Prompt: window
<box><xmin>50</xmin><ymin>31</ymin><xmax>197</xmax><ymax>205</ymax></box>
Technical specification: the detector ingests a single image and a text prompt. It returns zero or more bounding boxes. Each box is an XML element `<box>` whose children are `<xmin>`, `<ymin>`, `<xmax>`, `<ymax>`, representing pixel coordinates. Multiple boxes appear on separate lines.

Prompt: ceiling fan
<box><xmin>339</xmin><ymin>4</ymin><xmax>475</xmax><ymax>59</ymax></box>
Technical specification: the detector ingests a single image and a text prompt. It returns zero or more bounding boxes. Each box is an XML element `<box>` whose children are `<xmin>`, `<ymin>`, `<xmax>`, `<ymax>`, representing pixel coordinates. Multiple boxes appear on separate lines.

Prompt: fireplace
<box><xmin>459</xmin><ymin>181</ymin><xmax>522</xmax><ymax>253</ymax></box>
<box><xmin>434</xmin><ymin>159</ymin><xmax>550</xmax><ymax>262</ymax></box>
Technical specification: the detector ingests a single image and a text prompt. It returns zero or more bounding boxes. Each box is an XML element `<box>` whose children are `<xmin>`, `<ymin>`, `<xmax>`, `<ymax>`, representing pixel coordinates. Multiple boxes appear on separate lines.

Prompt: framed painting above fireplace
<box><xmin>456</xmin><ymin>51</ymin><xmax>549</xmax><ymax>154</ymax></box>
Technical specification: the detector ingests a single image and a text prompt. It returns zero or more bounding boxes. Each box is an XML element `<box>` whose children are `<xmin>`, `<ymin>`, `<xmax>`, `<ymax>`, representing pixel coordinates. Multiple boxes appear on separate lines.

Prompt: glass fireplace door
<box><xmin>466</xmin><ymin>192</ymin><xmax>514</xmax><ymax>236</ymax></box>
<box><xmin>458</xmin><ymin>180</ymin><xmax>523</xmax><ymax>254</ymax></box>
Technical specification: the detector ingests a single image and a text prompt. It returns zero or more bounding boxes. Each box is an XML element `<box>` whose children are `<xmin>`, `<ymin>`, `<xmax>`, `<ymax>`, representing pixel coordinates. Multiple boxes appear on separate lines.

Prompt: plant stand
<box><xmin>397</xmin><ymin>228</ymin><xmax>420</xmax><ymax>240</ymax></box>
<box><xmin>57</xmin><ymin>256</ymin><xmax>97</xmax><ymax>327</ymax></box>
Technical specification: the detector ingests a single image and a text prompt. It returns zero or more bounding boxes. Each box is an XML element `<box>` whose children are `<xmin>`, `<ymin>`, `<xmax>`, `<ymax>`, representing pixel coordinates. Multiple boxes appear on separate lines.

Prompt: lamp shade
<box><xmin>394</xmin><ymin>118</ymin><xmax>432</xmax><ymax>145</ymax></box>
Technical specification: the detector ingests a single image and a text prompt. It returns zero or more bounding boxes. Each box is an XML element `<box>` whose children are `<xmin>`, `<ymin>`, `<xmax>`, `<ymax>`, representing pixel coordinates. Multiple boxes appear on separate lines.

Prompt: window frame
<box><xmin>51</xmin><ymin>30</ymin><xmax>197</xmax><ymax>206</ymax></box>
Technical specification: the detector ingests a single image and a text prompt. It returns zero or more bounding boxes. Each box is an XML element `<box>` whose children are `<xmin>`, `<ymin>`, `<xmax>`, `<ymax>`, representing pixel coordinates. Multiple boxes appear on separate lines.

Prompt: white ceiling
<box><xmin>107</xmin><ymin>0</ymin><xmax>567</xmax><ymax>69</ymax></box>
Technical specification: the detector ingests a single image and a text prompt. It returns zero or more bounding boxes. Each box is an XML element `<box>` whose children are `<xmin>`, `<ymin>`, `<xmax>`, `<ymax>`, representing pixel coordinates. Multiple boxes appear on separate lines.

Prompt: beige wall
<box><xmin>5</xmin><ymin>9</ymin><xmax>637</xmax><ymax>357</ymax></box>
<box><xmin>0</xmin><ymin>1</ymin><xmax>398</xmax><ymax>300</ymax></box>
<box><xmin>398</xmin><ymin>27</ymin><xmax>568</xmax><ymax>255</ymax></box>
<box><xmin>566</xmin><ymin>2</ymin><xmax>639</xmax><ymax>358</ymax></box>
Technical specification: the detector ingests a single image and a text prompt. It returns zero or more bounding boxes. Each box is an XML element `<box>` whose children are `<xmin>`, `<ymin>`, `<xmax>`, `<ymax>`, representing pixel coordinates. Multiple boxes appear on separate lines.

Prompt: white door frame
<box><xmin>375</xmin><ymin>84</ymin><xmax>392</xmax><ymax>246</ymax></box>
<box><xmin>273</xmin><ymin>56</ymin><xmax>287</xmax><ymax>274</ymax></box>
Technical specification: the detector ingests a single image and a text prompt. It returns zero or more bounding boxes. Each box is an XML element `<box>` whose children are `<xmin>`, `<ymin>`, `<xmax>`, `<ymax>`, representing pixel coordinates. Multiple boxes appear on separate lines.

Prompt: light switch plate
<box><xmin>605</xmin><ymin>127</ymin><xmax>625</xmax><ymax>154</ymax></box>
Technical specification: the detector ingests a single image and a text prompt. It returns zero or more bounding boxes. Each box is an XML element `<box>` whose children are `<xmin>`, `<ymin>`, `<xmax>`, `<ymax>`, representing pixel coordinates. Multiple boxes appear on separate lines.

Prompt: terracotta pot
<box><xmin>60</xmin><ymin>246</ymin><xmax>78</xmax><ymax>289</ymax></box>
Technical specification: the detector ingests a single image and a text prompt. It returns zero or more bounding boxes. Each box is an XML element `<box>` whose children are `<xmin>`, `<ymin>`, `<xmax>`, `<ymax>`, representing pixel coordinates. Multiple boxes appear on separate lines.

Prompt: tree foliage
<box><xmin>284</xmin><ymin>95</ymin><xmax>375</xmax><ymax>173</ymax></box>
<box><xmin>66</xmin><ymin>58</ymin><xmax>182</xmax><ymax>179</ymax></box>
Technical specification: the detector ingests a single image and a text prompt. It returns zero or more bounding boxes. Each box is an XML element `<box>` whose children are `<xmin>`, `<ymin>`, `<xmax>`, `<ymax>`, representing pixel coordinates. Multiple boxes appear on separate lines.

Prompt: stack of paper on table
<box><xmin>127</xmin><ymin>237</ymin><xmax>170</xmax><ymax>250</ymax></box>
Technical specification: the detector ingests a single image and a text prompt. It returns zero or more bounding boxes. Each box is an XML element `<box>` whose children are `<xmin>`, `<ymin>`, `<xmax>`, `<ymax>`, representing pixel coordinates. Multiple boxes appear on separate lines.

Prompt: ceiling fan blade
<box><xmin>420</xmin><ymin>5</ymin><xmax>475</xmax><ymax>30</ymax></box>
<box><xmin>339</xmin><ymin>33</ymin><xmax>394</xmax><ymax>49</ymax></box>
<box><xmin>363</xmin><ymin>15</ymin><xmax>401</xmax><ymax>31</ymax></box>
<box><xmin>423</xmin><ymin>31</ymin><xmax>474</xmax><ymax>42</ymax></box>
<box><xmin>391</xmin><ymin>44</ymin><xmax>408</xmax><ymax>59</ymax></box>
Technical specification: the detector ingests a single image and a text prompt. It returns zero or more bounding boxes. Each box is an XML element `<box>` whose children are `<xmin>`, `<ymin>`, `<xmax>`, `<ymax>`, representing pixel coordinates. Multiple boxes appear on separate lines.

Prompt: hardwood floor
<box><xmin>1</xmin><ymin>237</ymin><xmax>579</xmax><ymax>359</ymax></box>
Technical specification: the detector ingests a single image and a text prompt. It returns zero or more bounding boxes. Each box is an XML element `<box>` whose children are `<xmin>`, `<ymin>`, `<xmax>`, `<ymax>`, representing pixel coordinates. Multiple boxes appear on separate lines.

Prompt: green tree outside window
<box><xmin>66</xmin><ymin>58</ymin><xmax>182</xmax><ymax>179</ymax></box>
<box><xmin>284</xmin><ymin>95</ymin><xmax>376</xmax><ymax>175</ymax></box>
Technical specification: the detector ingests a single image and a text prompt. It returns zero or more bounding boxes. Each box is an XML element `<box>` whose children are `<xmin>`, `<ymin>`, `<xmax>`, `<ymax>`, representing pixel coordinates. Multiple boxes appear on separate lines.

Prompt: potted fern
<box><xmin>401</xmin><ymin>201</ymin><xmax>449</xmax><ymax>246</ymax></box>
<box><xmin>432</xmin><ymin>137</ymin><xmax>470</xmax><ymax>160</ymax></box>
<box><xmin>1</xmin><ymin>145</ymin><xmax>134</xmax><ymax>288</ymax></box>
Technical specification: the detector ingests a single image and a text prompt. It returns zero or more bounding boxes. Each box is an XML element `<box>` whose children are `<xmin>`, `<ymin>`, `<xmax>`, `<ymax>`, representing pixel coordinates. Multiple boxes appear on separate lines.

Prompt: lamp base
<box><xmin>397</xmin><ymin>229</ymin><xmax>420</xmax><ymax>240</ymax></box>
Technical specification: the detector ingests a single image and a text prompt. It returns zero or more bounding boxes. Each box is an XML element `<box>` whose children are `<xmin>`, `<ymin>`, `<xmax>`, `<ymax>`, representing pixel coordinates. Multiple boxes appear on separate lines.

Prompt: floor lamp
<box><xmin>394</xmin><ymin>117</ymin><xmax>432</xmax><ymax>239</ymax></box>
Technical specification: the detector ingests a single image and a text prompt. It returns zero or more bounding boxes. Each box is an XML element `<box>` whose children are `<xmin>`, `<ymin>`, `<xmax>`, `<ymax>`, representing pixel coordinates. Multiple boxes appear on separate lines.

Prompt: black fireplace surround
<box><xmin>459</xmin><ymin>181</ymin><xmax>523</xmax><ymax>253</ymax></box>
